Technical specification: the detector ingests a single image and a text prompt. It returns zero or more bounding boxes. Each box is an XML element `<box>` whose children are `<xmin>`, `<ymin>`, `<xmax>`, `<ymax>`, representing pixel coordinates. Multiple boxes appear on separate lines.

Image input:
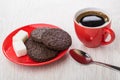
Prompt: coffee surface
<box><xmin>80</xmin><ymin>15</ymin><xmax>105</xmax><ymax>27</ymax></box>
<box><xmin>76</xmin><ymin>11</ymin><xmax>109</xmax><ymax>27</ymax></box>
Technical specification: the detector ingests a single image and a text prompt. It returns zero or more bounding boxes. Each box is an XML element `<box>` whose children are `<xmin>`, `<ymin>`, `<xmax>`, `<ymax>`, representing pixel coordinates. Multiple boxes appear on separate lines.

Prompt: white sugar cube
<box><xmin>13</xmin><ymin>40</ymin><xmax>27</xmax><ymax>57</ymax></box>
<box><xmin>13</xmin><ymin>30</ymin><xmax>28</xmax><ymax>42</ymax></box>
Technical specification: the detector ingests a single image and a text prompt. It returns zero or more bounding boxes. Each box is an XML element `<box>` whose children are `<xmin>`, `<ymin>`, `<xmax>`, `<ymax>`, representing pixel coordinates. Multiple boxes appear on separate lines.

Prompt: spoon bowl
<box><xmin>70</xmin><ymin>49</ymin><xmax>93</xmax><ymax>64</ymax></box>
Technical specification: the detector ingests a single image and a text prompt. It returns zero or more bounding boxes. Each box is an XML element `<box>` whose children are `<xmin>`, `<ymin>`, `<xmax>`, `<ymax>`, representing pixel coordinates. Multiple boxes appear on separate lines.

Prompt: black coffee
<box><xmin>80</xmin><ymin>15</ymin><xmax>105</xmax><ymax>27</ymax></box>
<box><xmin>76</xmin><ymin>11</ymin><xmax>109</xmax><ymax>27</ymax></box>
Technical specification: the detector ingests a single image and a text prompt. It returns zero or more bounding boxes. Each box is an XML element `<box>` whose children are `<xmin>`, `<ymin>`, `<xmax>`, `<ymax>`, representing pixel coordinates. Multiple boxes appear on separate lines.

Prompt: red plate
<box><xmin>2</xmin><ymin>23</ymin><xmax>68</xmax><ymax>66</ymax></box>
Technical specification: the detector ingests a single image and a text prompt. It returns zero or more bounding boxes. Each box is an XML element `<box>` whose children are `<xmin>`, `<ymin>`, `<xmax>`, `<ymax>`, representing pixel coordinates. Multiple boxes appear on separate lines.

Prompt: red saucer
<box><xmin>2</xmin><ymin>23</ymin><xmax>68</xmax><ymax>66</ymax></box>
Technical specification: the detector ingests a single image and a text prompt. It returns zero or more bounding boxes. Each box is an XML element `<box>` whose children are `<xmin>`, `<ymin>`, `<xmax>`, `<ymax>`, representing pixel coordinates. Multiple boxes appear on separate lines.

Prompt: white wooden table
<box><xmin>0</xmin><ymin>0</ymin><xmax>120</xmax><ymax>80</ymax></box>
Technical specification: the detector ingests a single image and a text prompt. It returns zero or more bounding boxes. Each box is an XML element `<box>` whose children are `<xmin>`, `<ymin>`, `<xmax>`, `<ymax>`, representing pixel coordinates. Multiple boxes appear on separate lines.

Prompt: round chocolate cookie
<box><xmin>25</xmin><ymin>38</ymin><xmax>58</xmax><ymax>62</ymax></box>
<box><xmin>41</xmin><ymin>28</ymin><xmax>72</xmax><ymax>51</ymax></box>
<box><xmin>31</xmin><ymin>28</ymin><xmax>49</xmax><ymax>43</ymax></box>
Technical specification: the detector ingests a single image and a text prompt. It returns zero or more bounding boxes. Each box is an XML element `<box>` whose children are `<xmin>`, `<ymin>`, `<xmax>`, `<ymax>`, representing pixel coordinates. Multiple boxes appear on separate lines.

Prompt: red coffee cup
<box><xmin>74</xmin><ymin>8</ymin><xmax>115</xmax><ymax>48</ymax></box>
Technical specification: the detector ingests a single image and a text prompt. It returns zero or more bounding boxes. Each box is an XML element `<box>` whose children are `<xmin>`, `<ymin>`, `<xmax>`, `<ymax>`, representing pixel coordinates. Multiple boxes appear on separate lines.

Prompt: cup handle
<box><xmin>102</xmin><ymin>28</ymin><xmax>115</xmax><ymax>45</ymax></box>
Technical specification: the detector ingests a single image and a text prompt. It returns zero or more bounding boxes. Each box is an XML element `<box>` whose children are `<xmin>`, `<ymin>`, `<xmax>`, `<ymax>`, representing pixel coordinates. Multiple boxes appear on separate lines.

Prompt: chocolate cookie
<box><xmin>41</xmin><ymin>28</ymin><xmax>72</xmax><ymax>51</ymax></box>
<box><xmin>31</xmin><ymin>28</ymin><xmax>49</xmax><ymax>43</ymax></box>
<box><xmin>25</xmin><ymin>38</ymin><xmax>58</xmax><ymax>62</ymax></box>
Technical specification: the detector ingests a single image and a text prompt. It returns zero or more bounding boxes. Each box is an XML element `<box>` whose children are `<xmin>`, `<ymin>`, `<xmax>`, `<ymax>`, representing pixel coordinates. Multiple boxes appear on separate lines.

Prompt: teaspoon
<box><xmin>69</xmin><ymin>49</ymin><xmax>120</xmax><ymax>71</ymax></box>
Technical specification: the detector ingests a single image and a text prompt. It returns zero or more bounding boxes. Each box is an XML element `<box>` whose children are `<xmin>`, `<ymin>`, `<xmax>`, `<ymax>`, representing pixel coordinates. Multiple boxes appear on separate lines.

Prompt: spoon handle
<box><xmin>93</xmin><ymin>61</ymin><xmax>120</xmax><ymax>71</ymax></box>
